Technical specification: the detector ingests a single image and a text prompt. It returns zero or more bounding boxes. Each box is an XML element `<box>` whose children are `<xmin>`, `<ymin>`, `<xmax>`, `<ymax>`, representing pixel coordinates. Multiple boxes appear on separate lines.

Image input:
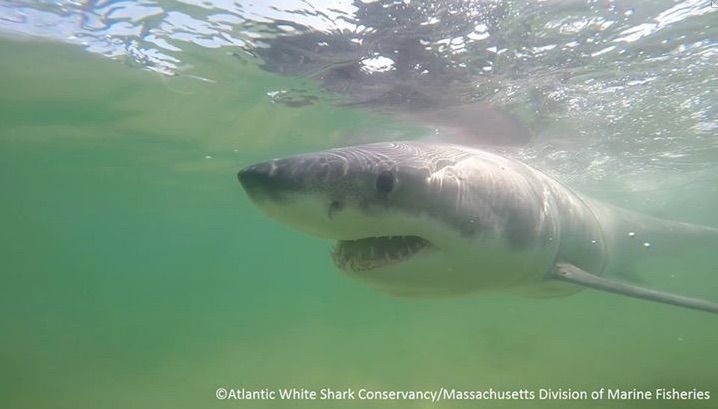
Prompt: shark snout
<box><xmin>237</xmin><ymin>162</ymin><xmax>273</xmax><ymax>191</ymax></box>
<box><xmin>238</xmin><ymin>155</ymin><xmax>350</xmax><ymax>238</ymax></box>
<box><xmin>238</xmin><ymin>160</ymin><xmax>294</xmax><ymax>200</ymax></box>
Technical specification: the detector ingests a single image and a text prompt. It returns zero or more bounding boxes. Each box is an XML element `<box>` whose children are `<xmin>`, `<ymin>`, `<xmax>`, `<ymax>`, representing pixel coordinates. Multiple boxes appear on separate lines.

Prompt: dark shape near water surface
<box><xmin>253</xmin><ymin>0</ymin><xmax>536</xmax><ymax>146</ymax></box>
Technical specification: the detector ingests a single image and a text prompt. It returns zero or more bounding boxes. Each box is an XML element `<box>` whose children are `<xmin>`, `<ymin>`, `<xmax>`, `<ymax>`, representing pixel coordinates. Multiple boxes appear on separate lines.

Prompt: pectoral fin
<box><xmin>551</xmin><ymin>263</ymin><xmax>718</xmax><ymax>314</ymax></box>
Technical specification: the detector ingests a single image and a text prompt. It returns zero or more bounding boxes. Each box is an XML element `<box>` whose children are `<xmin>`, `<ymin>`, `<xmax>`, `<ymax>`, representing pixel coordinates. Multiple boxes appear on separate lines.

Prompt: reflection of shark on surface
<box><xmin>238</xmin><ymin>141</ymin><xmax>718</xmax><ymax>314</ymax></box>
<box><xmin>253</xmin><ymin>0</ymin><xmax>551</xmax><ymax>146</ymax></box>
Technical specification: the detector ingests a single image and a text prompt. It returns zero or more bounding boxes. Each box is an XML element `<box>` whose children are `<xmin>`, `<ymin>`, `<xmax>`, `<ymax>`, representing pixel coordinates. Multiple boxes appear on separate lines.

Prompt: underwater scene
<box><xmin>1</xmin><ymin>1</ymin><xmax>718</xmax><ymax>408</ymax></box>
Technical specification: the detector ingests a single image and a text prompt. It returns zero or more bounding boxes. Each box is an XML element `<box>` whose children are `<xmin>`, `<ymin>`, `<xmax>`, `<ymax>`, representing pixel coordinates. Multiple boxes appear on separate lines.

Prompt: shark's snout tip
<box><xmin>237</xmin><ymin>163</ymin><xmax>269</xmax><ymax>190</ymax></box>
<box><xmin>236</xmin><ymin>165</ymin><xmax>251</xmax><ymax>186</ymax></box>
<box><xmin>236</xmin><ymin>159</ymin><xmax>304</xmax><ymax>198</ymax></box>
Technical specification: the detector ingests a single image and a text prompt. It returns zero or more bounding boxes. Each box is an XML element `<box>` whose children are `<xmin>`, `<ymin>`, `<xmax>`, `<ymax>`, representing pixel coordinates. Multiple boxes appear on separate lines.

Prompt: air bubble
<box><xmin>643</xmin><ymin>242</ymin><xmax>651</xmax><ymax>248</ymax></box>
<box><xmin>628</xmin><ymin>232</ymin><xmax>636</xmax><ymax>237</ymax></box>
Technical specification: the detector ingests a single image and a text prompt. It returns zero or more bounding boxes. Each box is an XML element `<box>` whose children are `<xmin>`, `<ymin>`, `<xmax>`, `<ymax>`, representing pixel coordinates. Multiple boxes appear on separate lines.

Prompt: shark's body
<box><xmin>238</xmin><ymin>141</ymin><xmax>718</xmax><ymax>313</ymax></box>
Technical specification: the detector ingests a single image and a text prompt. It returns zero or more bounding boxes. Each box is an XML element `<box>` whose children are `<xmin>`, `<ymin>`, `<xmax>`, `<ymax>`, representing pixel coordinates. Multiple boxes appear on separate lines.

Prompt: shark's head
<box><xmin>238</xmin><ymin>141</ymin><xmax>559</xmax><ymax>296</ymax></box>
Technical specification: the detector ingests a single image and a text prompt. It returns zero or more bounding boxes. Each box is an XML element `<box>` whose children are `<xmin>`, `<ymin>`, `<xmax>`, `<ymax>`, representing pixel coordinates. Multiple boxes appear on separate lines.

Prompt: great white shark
<box><xmin>238</xmin><ymin>141</ymin><xmax>718</xmax><ymax>314</ymax></box>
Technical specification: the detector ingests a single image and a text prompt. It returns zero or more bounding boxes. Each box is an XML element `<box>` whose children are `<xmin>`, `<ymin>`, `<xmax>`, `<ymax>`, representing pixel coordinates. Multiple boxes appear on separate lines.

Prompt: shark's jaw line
<box><xmin>331</xmin><ymin>235</ymin><xmax>433</xmax><ymax>272</ymax></box>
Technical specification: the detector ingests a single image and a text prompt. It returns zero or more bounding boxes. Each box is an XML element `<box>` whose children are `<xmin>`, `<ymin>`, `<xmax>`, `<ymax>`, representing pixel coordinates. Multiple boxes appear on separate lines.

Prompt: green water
<box><xmin>1</xmin><ymin>40</ymin><xmax>717</xmax><ymax>409</ymax></box>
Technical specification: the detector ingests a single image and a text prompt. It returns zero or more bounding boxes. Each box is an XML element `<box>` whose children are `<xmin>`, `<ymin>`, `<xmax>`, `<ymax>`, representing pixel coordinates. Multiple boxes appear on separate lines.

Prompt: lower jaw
<box><xmin>334</xmin><ymin>257</ymin><xmax>410</xmax><ymax>273</ymax></box>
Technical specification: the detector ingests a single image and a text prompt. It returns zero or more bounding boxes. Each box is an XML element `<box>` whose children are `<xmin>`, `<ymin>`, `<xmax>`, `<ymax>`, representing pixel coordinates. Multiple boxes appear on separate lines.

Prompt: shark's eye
<box><xmin>376</xmin><ymin>170</ymin><xmax>395</xmax><ymax>194</ymax></box>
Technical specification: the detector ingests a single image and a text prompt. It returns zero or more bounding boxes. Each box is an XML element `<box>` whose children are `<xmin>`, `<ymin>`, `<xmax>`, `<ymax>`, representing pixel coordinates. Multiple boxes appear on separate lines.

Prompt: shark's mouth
<box><xmin>331</xmin><ymin>236</ymin><xmax>432</xmax><ymax>272</ymax></box>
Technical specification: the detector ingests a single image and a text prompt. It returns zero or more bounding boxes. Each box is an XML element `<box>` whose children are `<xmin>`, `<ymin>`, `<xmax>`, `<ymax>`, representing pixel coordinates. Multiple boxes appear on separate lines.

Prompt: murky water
<box><xmin>1</xmin><ymin>1</ymin><xmax>718</xmax><ymax>408</ymax></box>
